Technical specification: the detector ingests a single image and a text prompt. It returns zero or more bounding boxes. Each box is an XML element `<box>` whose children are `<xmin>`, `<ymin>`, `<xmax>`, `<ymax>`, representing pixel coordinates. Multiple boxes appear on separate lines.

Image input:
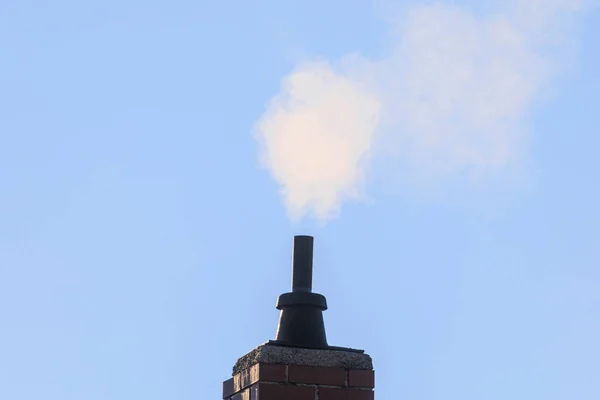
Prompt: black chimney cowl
<box><xmin>268</xmin><ymin>235</ymin><xmax>363</xmax><ymax>353</ymax></box>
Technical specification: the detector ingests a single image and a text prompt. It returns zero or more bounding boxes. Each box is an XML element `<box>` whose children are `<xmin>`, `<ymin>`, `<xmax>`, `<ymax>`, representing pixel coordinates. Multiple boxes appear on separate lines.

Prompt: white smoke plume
<box><xmin>254</xmin><ymin>0</ymin><xmax>586</xmax><ymax>222</ymax></box>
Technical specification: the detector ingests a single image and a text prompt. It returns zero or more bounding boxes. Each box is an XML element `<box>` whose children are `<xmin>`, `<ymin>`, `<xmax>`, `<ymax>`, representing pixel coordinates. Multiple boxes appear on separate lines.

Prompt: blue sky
<box><xmin>1</xmin><ymin>1</ymin><xmax>599</xmax><ymax>399</ymax></box>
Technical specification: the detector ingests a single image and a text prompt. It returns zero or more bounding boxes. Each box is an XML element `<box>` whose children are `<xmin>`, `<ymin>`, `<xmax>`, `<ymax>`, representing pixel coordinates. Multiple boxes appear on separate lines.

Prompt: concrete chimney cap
<box><xmin>232</xmin><ymin>342</ymin><xmax>373</xmax><ymax>374</ymax></box>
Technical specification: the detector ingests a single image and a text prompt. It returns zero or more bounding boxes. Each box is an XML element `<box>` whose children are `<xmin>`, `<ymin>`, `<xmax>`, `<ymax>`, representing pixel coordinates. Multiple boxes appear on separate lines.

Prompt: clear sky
<box><xmin>1</xmin><ymin>1</ymin><xmax>599</xmax><ymax>399</ymax></box>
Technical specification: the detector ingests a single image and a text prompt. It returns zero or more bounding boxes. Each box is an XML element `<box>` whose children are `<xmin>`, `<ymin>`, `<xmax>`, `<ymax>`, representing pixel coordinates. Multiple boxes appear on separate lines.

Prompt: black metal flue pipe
<box><xmin>292</xmin><ymin>235</ymin><xmax>314</xmax><ymax>293</ymax></box>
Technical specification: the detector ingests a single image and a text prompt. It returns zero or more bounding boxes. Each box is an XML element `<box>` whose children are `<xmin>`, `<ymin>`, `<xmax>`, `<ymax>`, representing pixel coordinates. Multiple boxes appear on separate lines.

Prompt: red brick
<box><xmin>230</xmin><ymin>363</ymin><xmax>287</xmax><ymax>395</ymax></box>
<box><xmin>230</xmin><ymin>388</ymin><xmax>250</xmax><ymax>400</ymax></box>
<box><xmin>255</xmin><ymin>363</ymin><xmax>287</xmax><ymax>383</ymax></box>
<box><xmin>319</xmin><ymin>387</ymin><xmax>374</xmax><ymax>400</ymax></box>
<box><xmin>348</xmin><ymin>369</ymin><xmax>375</xmax><ymax>388</ymax></box>
<box><xmin>288</xmin><ymin>365</ymin><xmax>345</xmax><ymax>386</ymax></box>
<box><xmin>223</xmin><ymin>377</ymin><xmax>235</xmax><ymax>398</ymax></box>
<box><xmin>251</xmin><ymin>383</ymin><xmax>315</xmax><ymax>400</ymax></box>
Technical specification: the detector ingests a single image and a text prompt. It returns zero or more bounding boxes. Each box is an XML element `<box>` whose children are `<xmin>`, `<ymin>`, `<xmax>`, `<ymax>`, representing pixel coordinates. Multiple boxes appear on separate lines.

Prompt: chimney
<box><xmin>222</xmin><ymin>235</ymin><xmax>375</xmax><ymax>400</ymax></box>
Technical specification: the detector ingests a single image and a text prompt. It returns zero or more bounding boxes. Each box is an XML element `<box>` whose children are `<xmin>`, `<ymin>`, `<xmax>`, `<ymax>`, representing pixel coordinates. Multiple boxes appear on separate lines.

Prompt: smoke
<box><xmin>255</xmin><ymin>61</ymin><xmax>380</xmax><ymax>221</ymax></box>
<box><xmin>255</xmin><ymin>0</ymin><xmax>586</xmax><ymax>222</ymax></box>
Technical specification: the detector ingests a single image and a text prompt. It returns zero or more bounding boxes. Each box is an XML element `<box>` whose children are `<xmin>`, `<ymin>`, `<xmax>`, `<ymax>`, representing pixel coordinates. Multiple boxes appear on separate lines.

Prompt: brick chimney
<box><xmin>222</xmin><ymin>236</ymin><xmax>375</xmax><ymax>400</ymax></box>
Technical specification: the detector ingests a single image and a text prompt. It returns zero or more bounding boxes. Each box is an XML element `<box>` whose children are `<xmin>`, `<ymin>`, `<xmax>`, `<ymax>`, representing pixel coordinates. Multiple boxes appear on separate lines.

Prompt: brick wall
<box><xmin>223</xmin><ymin>362</ymin><xmax>375</xmax><ymax>400</ymax></box>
